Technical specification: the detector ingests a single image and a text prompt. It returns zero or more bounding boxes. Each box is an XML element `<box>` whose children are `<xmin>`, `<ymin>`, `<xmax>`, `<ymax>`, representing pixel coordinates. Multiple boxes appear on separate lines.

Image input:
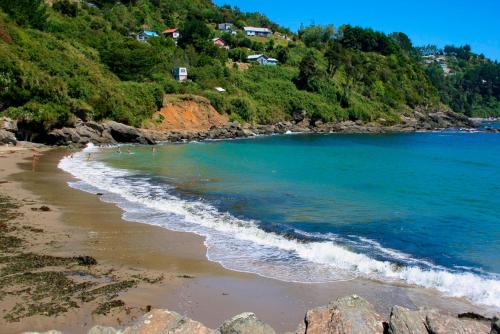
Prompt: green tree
<box><xmin>178</xmin><ymin>15</ymin><xmax>211</xmax><ymax>51</ymax></box>
<box><xmin>324</xmin><ymin>41</ymin><xmax>344</xmax><ymax>76</ymax></box>
<box><xmin>53</xmin><ymin>0</ymin><xmax>78</xmax><ymax>17</ymax></box>
<box><xmin>275</xmin><ymin>46</ymin><xmax>289</xmax><ymax>64</ymax></box>
<box><xmin>0</xmin><ymin>0</ymin><xmax>47</xmax><ymax>29</ymax></box>
<box><xmin>295</xmin><ymin>53</ymin><xmax>319</xmax><ymax>91</ymax></box>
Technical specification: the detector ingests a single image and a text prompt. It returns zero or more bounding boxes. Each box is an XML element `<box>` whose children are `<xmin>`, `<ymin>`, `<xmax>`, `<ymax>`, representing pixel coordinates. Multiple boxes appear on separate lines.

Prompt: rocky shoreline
<box><xmin>27</xmin><ymin>295</ymin><xmax>499</xmax><ymax>334</ymax></box>
<box><xmin>1</xmin><ymin>107</ymin><xmax>493</xmax><ymax>147</ymax></box>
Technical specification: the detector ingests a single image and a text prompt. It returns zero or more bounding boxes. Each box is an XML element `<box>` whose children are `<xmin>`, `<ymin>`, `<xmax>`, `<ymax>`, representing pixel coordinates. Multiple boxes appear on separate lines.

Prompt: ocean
<box><xmin>59</xmin><ymin>129</ymin><xmax>500</xmax><ymax>309</ymax></box>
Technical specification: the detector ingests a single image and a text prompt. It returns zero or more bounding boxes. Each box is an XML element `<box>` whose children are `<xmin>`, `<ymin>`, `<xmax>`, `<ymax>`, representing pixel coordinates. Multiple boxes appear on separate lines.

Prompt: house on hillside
<box><xmin>172</xmin><ymin>67</ymin><xmax>188</xmax><ymax>81</ymax></box>
<box><xmin>218</xmin><ymin>23</ymin><xmax>233</xmax><ymax>32</ymax></box>
<box><xmin>247</xmin><ymin>54</ymin><xmax>278</xmax><ymax>66</ymax></box>
<box><xmin>212</xmin><ymin>38</ymin><xmax>229</xmax><ymax>49</ymax></box>
<box><xmin>137</xmin><ymin>30</ymin><xmax>159</xmax><ymax>42</ymax></box>
<box><xmin>163</xmin><ymin>28</ymin><xmax>180</xmax><ymax>41</ymax></box>
<box><xmin>244</xmin><ymin>26</ymin><xmax>272</xmax><ymax>37</ymax></box>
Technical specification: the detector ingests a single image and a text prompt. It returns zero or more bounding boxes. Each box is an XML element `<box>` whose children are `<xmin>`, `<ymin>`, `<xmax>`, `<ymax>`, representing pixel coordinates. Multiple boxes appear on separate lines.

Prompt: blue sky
<box><xmin>214</xmin><ymin>0</ymin><xmax>500</xmax><ymax>60</ymax></box>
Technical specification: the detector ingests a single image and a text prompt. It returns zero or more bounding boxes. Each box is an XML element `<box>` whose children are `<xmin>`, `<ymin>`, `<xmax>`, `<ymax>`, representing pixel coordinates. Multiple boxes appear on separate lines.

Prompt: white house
<box><xmin>172</xmin><ymin>67</ymin><xmax>188</xmax><ymax>81</ymax></box>
<box><xmin>247</xmin><ymin>54</ymin><xmax>278</xmax><ymax>66</ymax></box>
<box><xmin>243</xmin><ymin>26</ymin><xmax>272</xmax><ymax>37</ymax></box>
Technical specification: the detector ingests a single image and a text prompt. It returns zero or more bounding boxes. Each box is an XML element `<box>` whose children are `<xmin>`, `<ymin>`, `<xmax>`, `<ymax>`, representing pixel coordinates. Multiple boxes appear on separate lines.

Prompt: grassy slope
<box><xmin>1</xmin><ymin>1</ymin><xmax>497</xmax><ymax>133</ymax></box>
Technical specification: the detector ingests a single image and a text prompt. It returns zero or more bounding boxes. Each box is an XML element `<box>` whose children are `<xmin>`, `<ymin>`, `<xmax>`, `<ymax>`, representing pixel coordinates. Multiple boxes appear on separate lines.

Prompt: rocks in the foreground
<box><xmin>22</xmin><ymin>295</ymin><xmax>499</xmax><ymax>334</ymax></box>
<box><xmin>296</xmin><ymin>295</ymin><xmax>384</xmax><ymax>334</ymax></box>
<box><xmin>219</xmin><ymin>312</ymin><xmax>276</xmax><ymax>334</ymax></box>
<box><xmin>122</xmin><ymin>309</ymin><xmax>215</xmax><ymax>334</ymax></box>
<box><xmin>388</xmin><ymin>306</ymin><xmax>491</xmax><ymax>334</ymax></box>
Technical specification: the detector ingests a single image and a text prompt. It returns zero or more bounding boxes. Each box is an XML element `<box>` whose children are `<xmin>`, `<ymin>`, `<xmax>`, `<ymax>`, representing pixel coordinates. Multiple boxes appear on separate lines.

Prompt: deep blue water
<box><xmin>60</xmin><ymin>129</ymin><xmax>500</xmax><ymax>307</ymax></box>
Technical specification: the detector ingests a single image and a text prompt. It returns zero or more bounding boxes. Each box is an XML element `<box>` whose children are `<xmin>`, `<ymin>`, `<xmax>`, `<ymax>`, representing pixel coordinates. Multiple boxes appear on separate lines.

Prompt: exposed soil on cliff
<box><xmin>146</xmin><ymin>95</ymin><xmax>228</xmax><ymax>133</ymax></box>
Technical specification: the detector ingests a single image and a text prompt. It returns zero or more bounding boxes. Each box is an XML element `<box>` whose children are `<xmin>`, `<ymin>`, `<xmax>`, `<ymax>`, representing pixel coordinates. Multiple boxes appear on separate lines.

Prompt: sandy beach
<box><xmin>0</xmin><ymin>145</ymin><xmax>494</xmax><ymax>333</ymax></box>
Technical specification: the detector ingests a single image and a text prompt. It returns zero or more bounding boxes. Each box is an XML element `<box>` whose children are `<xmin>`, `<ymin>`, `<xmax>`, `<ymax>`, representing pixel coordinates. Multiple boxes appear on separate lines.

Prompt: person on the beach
<box><xmin>31</xmin><ymin>149</ymin><xmax>39</xmax><ymax>172</ymax></box>
<box><xmin>127</xmin><ymin>148</ymin><xmax>132</xmax><ymax>154</ymax></box>
<box><xmin>87</xmin><ymin>153</ymin><xmax>92</xmax><ymax>161</ymax></box>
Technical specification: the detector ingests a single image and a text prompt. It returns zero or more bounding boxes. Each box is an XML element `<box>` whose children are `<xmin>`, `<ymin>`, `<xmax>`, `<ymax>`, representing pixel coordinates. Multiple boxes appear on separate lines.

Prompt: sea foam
<box><xmin>58</xmin><ymin>146</ymin><xmax>500</xmax><ymax>309</ymax></box>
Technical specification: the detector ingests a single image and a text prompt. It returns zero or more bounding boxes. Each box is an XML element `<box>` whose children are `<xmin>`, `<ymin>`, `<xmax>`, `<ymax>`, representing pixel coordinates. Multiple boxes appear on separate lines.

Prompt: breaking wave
<box><xmin>58</xmin><ymin>144</ymin><xmax>500</xmax><ymax>309</ymax></box>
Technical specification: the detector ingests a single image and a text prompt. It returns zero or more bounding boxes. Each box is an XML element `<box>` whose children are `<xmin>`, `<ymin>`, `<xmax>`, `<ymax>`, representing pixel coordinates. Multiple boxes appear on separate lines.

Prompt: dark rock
<box><xmin>47</xmin><ymin>127</ymin><xmax>81</xmax><ymax>146</ymax></box>
<box><xmin>292</xmin><ymin>109</ymin><xmax>307</xmax><ymax>123</ymax></box>
<box><xmin>39</xmin><ymin>205</ymin><xmax>51</xmax><ymax>212</ymax></box>
<box><xmin>492</xmin><ymin>316</ymin><xmax>500</xmax><ymax>334</ymax></box>
<box><xmin>219</xmin><ymin>312</ymin><xmax>276</xmax><ymax>334</ymax></box>
<box><xmin>103</xmin><ymin>121</ymin><xmax>155</xmax><ymax>145</ymax></box>
<box><xmin>458</xmin><ymin>312</ymin><xmax>491</xmax><ymax>322</ymax></box>
<box><xmin>75</xmin><ymin>256</ymin><xmax>98</xmax><ymax>266</ymax></box>
<box><xmin>0</xmin><ymin>129</ymin><xmax>17</xmax><ymax>145</ymax></box>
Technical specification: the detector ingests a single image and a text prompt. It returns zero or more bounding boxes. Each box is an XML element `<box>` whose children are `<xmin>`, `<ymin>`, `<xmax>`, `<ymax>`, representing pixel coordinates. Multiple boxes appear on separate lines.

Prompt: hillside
<box><xmin>0</xmin><ymin>0</ymin><xmax>498</xmax><ymax>139</ymax></box>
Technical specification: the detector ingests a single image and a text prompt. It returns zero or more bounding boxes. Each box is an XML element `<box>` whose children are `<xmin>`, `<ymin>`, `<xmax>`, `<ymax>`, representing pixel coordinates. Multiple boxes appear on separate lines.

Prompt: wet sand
<box><xmin>0</xmin><ymin>146</ymin><xmax>494</xmax><ymax>333</ymax></box>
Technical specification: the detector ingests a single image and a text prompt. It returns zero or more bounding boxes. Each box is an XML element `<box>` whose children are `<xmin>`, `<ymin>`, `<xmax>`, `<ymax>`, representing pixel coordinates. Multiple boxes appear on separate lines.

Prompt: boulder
<box><xmin>84</xmin><ymin>121</ymin><xmax>105</xmax><ymax>133</ymax></box>
<box><xmin>298</xmin><ymin>295</ymin><xmax>384</xmax><ymax>334</ymax></box>
<box><xmin>389</xmin><ymin>307</ymin><xmax>490</xmax><ymax>334</ymax></box>
<box><xmin>103</xmin><ymin>121</ymin><xmax>155</xmax><ymax>145</ymax></box>
<box><xmin>0</xmin><ymin>128</ymin><xmax>17</xmax><ymax>145</ymax></box>
<box><xmin>87</xmin><ymin>326</ymin><xmax>118</xmax><ymax>334</ymax></box>
<box><xmin>122</xmin><ymin>309</ymin><xmax>215</xmax><ymax>334</ymax></box>
<box><xmin>388</xmin><ymin>306</ymin><xmax>430</xmax><ymax>334</ymax></box>
<box><xmin>219</xmin><ymin>312</ymin><xmax>276</xmax><ymax>334</ymax></box>
<box><xmin>47</xmin><ymin>127</ymin><xmax>81</xmax><ymax>146</ymax></box>
<box><xmin>425</xmin><ymin>311</ymin><xmax>490</xmax><ymax>334</ymax></box>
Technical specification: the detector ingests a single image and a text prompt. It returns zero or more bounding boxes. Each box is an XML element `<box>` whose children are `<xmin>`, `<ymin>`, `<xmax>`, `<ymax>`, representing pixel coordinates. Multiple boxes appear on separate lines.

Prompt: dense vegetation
<box><xmin>423</xmin><ymin>45</ymin><xmax>500</xmax><ymax>117</ymax></box>
<box><xmin>0</xmin><ymin>0</ymin><xmax>498</xmax><ymax>131</ymax></box>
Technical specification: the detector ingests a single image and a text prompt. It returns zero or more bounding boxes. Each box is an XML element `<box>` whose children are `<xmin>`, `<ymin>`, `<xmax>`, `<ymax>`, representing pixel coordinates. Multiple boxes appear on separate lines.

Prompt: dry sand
<box><xmin>0</xmin><ymin>144</ymin><xmax>494</xmax><ymax>333</ymax></box>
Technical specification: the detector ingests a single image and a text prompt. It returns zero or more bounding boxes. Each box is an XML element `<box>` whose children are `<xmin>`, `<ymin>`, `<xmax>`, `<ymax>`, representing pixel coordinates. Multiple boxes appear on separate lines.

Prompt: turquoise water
<box><xmin>59</xmin><ymin>130</ymin><xmax>500</xmax><ymax>307</ymax></box>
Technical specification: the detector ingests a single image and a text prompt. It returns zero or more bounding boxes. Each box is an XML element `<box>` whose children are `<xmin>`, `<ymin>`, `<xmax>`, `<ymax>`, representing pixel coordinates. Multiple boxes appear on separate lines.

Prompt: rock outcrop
<box><xmin>23</xmin><ymin>295</ymin><xmax>499</xmax><ymax>334</ymax></box>
<box><xmin>0</xmin><ymin>129</ymin><xmax>17</xmax><ymax>145</ymax></box>
<box><xmin>46</xmin><ymin>121</ymin><xmax>154</xmax><ymax>146</ymax></box>
<box><xmin>0</xmin><ymin>117</ymin><xmax>18</xmax><ymax>144</ymax></box>
<box><xmin>219</xmin><ymin>312</ymin><xmax>276</xmax><ymax>334</ymax></box>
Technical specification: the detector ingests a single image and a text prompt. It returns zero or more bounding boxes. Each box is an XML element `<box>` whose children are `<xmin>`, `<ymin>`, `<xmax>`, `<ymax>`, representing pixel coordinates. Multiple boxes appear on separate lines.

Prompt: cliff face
<box><xmin>145</xmin><ymin>95</ymin><xmax>229</xmax><ymax>133</ymax></box>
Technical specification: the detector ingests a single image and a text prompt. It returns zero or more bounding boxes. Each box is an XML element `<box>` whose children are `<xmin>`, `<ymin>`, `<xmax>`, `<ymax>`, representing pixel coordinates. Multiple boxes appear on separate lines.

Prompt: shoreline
<box><xmin>0</xmin><ymin>144</ymin><xmax>497</xmax><ymax>333</ymax></box>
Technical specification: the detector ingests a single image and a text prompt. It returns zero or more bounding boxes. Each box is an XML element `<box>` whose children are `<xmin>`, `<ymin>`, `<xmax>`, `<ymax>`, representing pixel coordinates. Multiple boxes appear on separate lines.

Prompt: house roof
<box><xmin>244</xmin><ymin>26</ymin><xmax>272</xmax><ymax>33</ymax></box>
<box><xmin>266</xmin><ymin>58</ymin><xmax>278</xmax><ymax>62</ymax></box>
<box><xmin>163</xmin><ymin>28</ymin><xmax>178</xmax><ymax>34</ymax></box>
<box><xmin>247</xmin><ymin>54</ymin><xmax>265</xmax><ymax>60</ymax></box>
<box><xmin>142</xmin><ymin>30</ymin><xmax>159</xmax><ymax>37</ymax></box>
<box><xmin>212</xmin><ymin>38</ymin><xmax>225</xmax><ymax>43</ymax></box>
